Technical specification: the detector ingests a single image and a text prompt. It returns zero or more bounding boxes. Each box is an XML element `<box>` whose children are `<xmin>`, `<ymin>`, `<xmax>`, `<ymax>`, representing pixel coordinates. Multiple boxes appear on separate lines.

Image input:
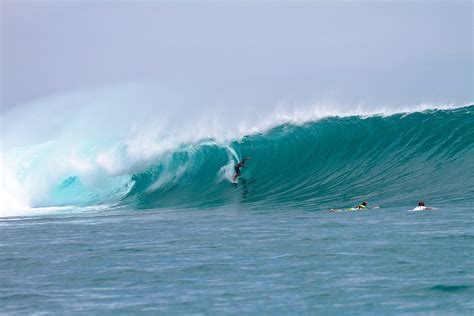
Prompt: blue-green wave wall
<box><xmin>119</xmin><ymin>106</ymin><xmax>474</xmax><ymax>210</ymax></box>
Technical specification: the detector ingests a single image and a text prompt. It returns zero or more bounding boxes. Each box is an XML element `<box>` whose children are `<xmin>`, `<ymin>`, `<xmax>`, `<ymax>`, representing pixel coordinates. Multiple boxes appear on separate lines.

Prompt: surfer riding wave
<box><xmin>233</xmin><ymin>157</ymin><xmax>251</xmax><ymax>182</ymax></box>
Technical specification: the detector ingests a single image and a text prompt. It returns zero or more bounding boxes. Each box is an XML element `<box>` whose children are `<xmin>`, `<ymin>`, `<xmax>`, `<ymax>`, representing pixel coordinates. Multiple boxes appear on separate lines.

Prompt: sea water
<box><xmin>1</xmin><ymin>205</ymin><xmax>473</xmax><ymax>314</ymax></box>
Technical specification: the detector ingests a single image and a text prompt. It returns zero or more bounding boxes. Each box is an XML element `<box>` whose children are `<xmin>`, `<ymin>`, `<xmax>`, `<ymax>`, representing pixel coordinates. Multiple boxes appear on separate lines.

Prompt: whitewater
<box><xmin>1</xmin><ymin>88</ymin><xmax>473</xmax><ymax>314</ymax></box>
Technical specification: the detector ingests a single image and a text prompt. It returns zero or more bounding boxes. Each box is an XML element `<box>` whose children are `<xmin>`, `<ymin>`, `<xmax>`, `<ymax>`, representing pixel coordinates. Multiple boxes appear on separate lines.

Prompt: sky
<box><xmin>0</xmin><ymin>1</ymin><xmax>472</xmax><ymax>113</ymax></box>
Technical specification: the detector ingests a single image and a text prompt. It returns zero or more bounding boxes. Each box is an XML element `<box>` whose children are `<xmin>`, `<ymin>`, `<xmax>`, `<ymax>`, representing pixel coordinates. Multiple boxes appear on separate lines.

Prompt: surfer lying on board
<box><xmin>413</xmin><ymin>201</ymin><xmax>433</xmax><ymax>211</ymax></box>
<box><xmin>327</xmin><ymin>201</ymin><xmax>370</xmax><ymax>212</ymax></box>
<box><xmin>232</xmin><ymin>157</ymin><xmax>251</xmax><ymax>181</ymax></box>
<box><xmin>355</xmin><ymin>201</ymin><xmax>368</xmax><ymax>209</ymax></box>
<box><xmin>344</xmin><ymin>201</ymin><xmax>369</xmax><ymax>211</ymax></box>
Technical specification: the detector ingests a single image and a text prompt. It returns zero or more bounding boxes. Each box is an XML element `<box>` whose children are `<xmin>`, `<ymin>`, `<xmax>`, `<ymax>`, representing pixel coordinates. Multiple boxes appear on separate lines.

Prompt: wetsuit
<box><xmin>234</xmin><ymin>162</ymin><xmax>244</xmax><ymax>176</ymax></box>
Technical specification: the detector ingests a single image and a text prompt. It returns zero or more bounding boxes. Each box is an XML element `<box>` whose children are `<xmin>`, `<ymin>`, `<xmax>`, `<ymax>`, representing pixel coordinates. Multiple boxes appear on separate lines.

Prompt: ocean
<box><xmin>1</xmin><ymin>105</ymin><xmax>473</xmax><ymax>314</ymax></box>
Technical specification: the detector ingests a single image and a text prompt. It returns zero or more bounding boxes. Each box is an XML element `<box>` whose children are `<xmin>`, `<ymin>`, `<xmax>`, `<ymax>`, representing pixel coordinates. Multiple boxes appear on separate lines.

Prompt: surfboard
<box><xmin>347</xmin><ymin>207</ymin><xmax>362</xmax><ymax>211</ymax></box>
<box><xmin>412</xmin><ymin>206</ymin><xmax>435</xmax><ymax>211</ymax></box>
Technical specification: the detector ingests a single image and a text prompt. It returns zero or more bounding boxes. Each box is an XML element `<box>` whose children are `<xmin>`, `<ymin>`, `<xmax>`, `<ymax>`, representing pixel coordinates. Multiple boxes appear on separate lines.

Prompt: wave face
<box><xmin>3</xmin><ymin>105</ymin><xmax>474</xmax><ymax>214</ymax></box>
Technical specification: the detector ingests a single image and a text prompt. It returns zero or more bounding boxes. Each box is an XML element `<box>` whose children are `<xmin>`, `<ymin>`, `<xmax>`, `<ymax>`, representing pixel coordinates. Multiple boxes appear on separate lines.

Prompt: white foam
<box><xmin>0</xmin><ymin>154</ymin><xmax>31</xmax><ymax>216</ymax></box>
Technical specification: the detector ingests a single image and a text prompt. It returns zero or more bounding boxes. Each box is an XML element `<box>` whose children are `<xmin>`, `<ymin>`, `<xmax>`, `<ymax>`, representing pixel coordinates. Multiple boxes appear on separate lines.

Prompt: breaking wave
<box><xmin>1</xmin><ymin>89</ymin><xmax>473</xmax><ymax>217</ymax></box>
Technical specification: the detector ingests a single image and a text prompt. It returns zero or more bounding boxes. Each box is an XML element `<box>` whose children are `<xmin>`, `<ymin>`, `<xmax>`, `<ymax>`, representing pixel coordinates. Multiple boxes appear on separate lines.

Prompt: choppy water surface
<box><xmin>1</xmin><ymin>205</ymin><xmax>473</xmax><ymax>314</ymax></box>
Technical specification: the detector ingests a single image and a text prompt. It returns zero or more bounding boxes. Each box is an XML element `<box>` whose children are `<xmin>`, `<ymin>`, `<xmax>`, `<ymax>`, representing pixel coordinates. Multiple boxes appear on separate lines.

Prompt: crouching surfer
<box><xmin>233</xmin><ymin>157</ymin><xmax>251</xmax><ymax>182</ymax></box>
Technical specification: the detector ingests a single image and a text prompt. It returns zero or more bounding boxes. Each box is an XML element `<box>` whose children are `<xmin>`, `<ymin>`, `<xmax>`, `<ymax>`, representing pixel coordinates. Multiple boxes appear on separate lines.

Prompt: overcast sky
<box><xmin>1</xmin><ymin>1</ymin><xmax>472</xmax><ymax>112</ymax></box>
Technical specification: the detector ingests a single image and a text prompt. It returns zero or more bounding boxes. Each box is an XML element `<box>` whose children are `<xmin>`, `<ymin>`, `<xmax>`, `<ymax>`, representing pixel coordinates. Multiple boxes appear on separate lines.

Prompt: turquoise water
<box><xmin>1</xmin><ymin>205</ymin><xmax>473</xmax><ymax>314</ymax></box>
<box><xmin>1</xmin><ymin>106</ymin><xmax>474</xmax><ymax>313</ymax></box>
